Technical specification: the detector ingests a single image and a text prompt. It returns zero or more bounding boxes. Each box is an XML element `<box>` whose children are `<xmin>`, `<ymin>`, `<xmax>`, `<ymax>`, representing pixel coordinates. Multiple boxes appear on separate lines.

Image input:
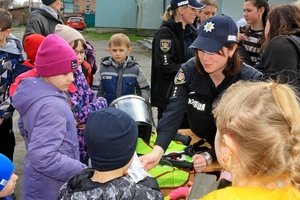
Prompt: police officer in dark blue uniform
<box><xmin>151</xmin><ymin>0</ymin><xmax>205</xmax><ymax>121</ymax></box>
<box><xmin>141</xmin><ymin>15</ymin><xmax>262</xmax><ymax>172</ymax></box>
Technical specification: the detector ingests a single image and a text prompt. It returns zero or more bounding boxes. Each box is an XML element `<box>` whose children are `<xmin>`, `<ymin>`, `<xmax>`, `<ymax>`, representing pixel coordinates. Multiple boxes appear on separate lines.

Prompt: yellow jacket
<box><xmin>200</xmin><ymin>185</ymin><xmax>300</xmax><ymax>200</ymax></box>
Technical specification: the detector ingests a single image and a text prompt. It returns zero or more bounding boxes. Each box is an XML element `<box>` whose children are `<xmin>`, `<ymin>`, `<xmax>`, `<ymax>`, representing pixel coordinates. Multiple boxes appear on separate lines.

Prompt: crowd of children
<box><xmin>1</xmin><ymin>0</ymin><xmax>300</xmax><ymax>199</ymax></box>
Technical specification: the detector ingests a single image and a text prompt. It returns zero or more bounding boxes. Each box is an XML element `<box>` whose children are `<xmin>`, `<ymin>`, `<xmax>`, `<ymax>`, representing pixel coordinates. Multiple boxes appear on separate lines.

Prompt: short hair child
<box><xmin>0</xmin><ymin>9</ymin><xmax>12</xmax><ymax>32</ymax></box>
<box><xmin>58</xmin><ymin>107</ymin><xmax>163</xmax><ymax>199</ymax></box>
<box><xmin>93</xmin><ymin>33</ymin><xmax>150</xmax><ymax>104</ymax></box>
<box><xmin>109</xmin><ymin>33</ymin><xmax>131</xmax><ymax>48</ymax></box>
<box><xmin>0</xmin><ymin>8</ymin><xmax>24</xmax><ymax>162</ymax></box>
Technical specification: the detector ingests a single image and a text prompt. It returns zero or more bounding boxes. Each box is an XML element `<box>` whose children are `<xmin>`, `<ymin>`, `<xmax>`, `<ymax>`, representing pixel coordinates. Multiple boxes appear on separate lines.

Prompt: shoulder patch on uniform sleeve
<box><xmin>160</xmin><ymin>39</ymin><xmax>171</xmax><ymax>53</ymax></box>
<box><xmin>174</xmin><ymin>69</ymin><xmax>186</xmax><ymax>85</ymax></box>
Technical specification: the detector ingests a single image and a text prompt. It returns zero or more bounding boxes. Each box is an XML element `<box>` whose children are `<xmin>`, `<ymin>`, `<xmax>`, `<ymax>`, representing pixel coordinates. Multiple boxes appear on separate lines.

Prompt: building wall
<box><xmin>9</xmin><ymin>7</ymin><xmax>30</xmax><ymax>26</ymax></box>
<box><xmin>63</xmin><ymin>0</ymin><xmax>96</xmax><ymax>15</ymax></box>
<box><xmin>95</xmin><ymin>0</ymin><xmax>165</xmax><ymax>29</ymax></box>
<box><xmin>136</xmin><ymin>0</ymin><xmax>165</xmax><ymax>29</ymax></box>
<box><xmin>95</xmin><ymin>0</ymin><xmax>138</xmax><ymax>28</ymax></box>
<box><xmin>72</xmin><ymin>0</ymin><xmax>96</xmax><ymax>14</ymax></box>
<box><xmin>96</xmin><ymin>0</ymin><xmax>295</xmax><ymax>29</ymax></box>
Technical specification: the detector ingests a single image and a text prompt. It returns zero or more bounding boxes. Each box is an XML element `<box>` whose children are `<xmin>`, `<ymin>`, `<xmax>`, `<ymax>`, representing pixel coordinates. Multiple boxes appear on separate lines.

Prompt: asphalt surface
<box><xmin>11</xmin><ymin>28</ymin><xmax>153</xmax><ymax>199</ymax></box>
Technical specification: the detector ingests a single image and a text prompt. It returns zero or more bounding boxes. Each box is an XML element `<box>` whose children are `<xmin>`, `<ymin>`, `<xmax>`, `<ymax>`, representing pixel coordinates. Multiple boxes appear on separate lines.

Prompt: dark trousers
<box><xmin>0</xmin><ymin>118</ymin><xmax>15</xmax><ymax>161</ymax></box>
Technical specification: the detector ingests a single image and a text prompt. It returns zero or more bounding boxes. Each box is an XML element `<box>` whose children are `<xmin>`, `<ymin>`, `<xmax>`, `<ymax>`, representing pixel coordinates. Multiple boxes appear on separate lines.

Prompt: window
<box><xmin>74</xmin><ymin>5</ymin><xmax>80</xmax><ymax>13</ymax></box>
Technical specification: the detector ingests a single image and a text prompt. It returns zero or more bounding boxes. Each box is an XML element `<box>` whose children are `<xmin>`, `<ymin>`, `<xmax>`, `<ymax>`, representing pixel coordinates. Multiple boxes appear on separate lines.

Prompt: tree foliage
<box><xmin>0</xmin><ymin>0</ymin><xmax>14</xmax><ymax>9</ymax></box>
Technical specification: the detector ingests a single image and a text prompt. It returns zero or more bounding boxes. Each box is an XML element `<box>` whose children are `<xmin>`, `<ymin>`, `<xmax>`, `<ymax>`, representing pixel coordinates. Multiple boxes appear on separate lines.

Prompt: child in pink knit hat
<box><xmin>12</xmin><ymin>34</ymin><xmax>86</xmax><ymax>200</ymax></box>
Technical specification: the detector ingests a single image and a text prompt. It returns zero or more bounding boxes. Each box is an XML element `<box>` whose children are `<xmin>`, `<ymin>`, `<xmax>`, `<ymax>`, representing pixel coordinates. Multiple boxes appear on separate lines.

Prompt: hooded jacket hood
<box><xmin>12</xmin><ymin>77</ymin><xmax>67</xmax><ymax>116</ymax></box>
<box><xmin>0</xmin><ymin>34</ymin><xmax>23</xmax><ymax>55</ymax></box>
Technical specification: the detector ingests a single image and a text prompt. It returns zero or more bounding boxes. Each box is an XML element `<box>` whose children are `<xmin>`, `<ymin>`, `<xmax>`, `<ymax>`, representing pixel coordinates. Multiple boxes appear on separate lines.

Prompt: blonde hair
<box><xmin>108</xmin><ymin>33</ymin><xmax>131</xmax><ymax>48</ymax></box>
<box><xmin>161</xmin><ymin>5</ymin><xmax>188</xmax><ymax>21</ymax></box>
<box><xmin>201</xmin><ymin>0</ymin><xmax>218</xmax><ymax>9</ymax></box>
<box><xmin>162</xmin><ymin>5</ymin><xmax>174</xmax><ymax>21</ymax></box>
<box><xmin>294</xmin><ymin>0</ymin><xmax>300</xmax><ymax>9</ymax></box>
<box><xmin>213</xmin><ymin>80</ymin><xmax>300</xmax><ymax>189</ymax></box>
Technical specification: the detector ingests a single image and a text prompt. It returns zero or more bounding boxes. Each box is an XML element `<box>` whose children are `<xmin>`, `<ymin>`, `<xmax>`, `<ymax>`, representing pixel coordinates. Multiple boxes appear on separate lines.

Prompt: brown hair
<box><xmin>245</xmin><ymin>0</ymin><xmax>269</xmax><ymax>26</ymax></box>
<box><xmin>0</xmin><ymin>8</ymin><xmax>12</xmax><ymax>31</ymax></box>
<box><xmin>72</xmin><ymin>39</ymin><xmax>87</xmax><ymax>50</ymax></box>
<box><xmin>194</xmin><ymin>44</ymin><xmax>242</xmax><ymax>76</ymax></box>
<box><xmin>262</xmin><ymin>4</ymin><xmax>300</xmax><ymax>49</ymax></box>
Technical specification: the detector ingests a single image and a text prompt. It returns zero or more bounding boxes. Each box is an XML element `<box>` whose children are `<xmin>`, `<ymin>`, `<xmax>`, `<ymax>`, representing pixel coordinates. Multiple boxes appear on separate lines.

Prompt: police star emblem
<box><xmin>203</xmin><ymin>22</ymin><xmax>215</xmax><ymax>32</ymax></box>
<box><xmin>160</xmin><ymin>39</ymin><xmax>171</xmax><ymax>53</ymax></box>
<box><xmin>174</xmin><ymin>69</ymin><xmax>186</xmax><ymax>85</ymax></box>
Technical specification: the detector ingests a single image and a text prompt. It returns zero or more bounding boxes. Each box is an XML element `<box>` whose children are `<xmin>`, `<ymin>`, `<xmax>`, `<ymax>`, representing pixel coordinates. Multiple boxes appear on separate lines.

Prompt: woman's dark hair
<box><xmin>245</xmin><ymin>0</ymin><xmax>269</xmax><ymax>26</ymax></box>
<box><xmin>262</xmin><ymin>4</ymin><xmax>300</xmax><ymax>49</ymax></box>
<box><xmin>195</xmin><ymin>44</ymin><xmax>242</xmax><ymax>76</ymax></box>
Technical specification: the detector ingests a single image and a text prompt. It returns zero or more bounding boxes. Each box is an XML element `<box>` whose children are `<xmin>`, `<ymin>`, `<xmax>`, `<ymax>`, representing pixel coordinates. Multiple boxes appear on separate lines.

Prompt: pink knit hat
<box><xmin>35</xmin><ymin>34</ymin><xmax>78</xmax><ymax>77</ymax></box>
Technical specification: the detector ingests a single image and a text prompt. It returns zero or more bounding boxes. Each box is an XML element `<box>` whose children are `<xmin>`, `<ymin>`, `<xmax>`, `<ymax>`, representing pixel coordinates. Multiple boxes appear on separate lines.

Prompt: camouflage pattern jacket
<box><xmin>58</xmin><ymin>168</ymin><xmax>164</xmax><ymax>200</ymax></box>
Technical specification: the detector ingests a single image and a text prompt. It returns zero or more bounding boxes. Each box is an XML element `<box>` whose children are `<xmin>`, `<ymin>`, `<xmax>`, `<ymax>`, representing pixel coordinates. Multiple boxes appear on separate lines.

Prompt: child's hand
<box><xmin>237</xmin><ymin>33</ymin><xmax>248</xmax><ymax>43</ymax></box>
<box><xmin>192</xmin><ymin>154</ymin><xmax>207</xmax><ymax>172</ymax></box>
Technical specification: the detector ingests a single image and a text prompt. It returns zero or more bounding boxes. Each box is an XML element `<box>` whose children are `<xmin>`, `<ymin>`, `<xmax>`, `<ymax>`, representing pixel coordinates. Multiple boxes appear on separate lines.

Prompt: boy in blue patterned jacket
<box><xmin>0</xmin><ymin>8</ymin><xmax>26</xmax><ymax>162</ymax></box>
<box><xmin>93</xmin><ymin>33</ymin><xmax>150</xmax><ymax>104</ymax></box>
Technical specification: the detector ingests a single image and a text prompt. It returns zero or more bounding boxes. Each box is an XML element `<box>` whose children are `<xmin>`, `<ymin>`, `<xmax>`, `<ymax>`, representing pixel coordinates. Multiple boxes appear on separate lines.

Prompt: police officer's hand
<box><xmin>192</xmin><ymin>154</ymin><xmax>207</xmax><ymax>172</ymax></box>
<box><xmin>139</xmin><ymin>145</ymin><xmax>164</xmax><ymax>171</ymax></box>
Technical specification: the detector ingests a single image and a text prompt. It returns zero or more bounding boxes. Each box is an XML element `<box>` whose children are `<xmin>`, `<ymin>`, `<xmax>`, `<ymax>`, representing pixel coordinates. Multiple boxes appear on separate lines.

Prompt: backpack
<box><xmin>85</xmin><ymin>41</ymin><xmax>97</xmax><ymax>74</ymax></box>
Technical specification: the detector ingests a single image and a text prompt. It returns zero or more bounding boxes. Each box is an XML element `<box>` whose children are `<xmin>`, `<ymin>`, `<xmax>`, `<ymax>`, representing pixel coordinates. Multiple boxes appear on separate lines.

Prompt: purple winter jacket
<box><xmin>12</xmin><ymin>77</ymin><xmax>86</xmax><ymax>200</ymax></box>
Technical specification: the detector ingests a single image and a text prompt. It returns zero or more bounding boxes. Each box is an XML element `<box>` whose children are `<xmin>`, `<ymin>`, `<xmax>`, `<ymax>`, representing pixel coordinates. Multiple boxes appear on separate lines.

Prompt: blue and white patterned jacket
<box><xmin>93</xmin><ymin>56</ymin><xmax>150</xmax><ymax>104</ymax></box>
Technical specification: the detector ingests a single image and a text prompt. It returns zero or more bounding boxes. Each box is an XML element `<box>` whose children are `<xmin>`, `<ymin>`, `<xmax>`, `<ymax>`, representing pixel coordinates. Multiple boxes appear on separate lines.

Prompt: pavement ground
<box><xmin>11</xmin><ymin>28</ymin><xmax>154</xmax><ymax>199</ymax></box>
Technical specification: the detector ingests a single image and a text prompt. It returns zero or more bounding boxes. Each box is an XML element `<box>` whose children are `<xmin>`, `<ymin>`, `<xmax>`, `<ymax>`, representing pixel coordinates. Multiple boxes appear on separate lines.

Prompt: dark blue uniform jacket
<box><xmin>155</xmin><ymin>57</ymin><xmax>262</xmax><ymax>159</ymax></box>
